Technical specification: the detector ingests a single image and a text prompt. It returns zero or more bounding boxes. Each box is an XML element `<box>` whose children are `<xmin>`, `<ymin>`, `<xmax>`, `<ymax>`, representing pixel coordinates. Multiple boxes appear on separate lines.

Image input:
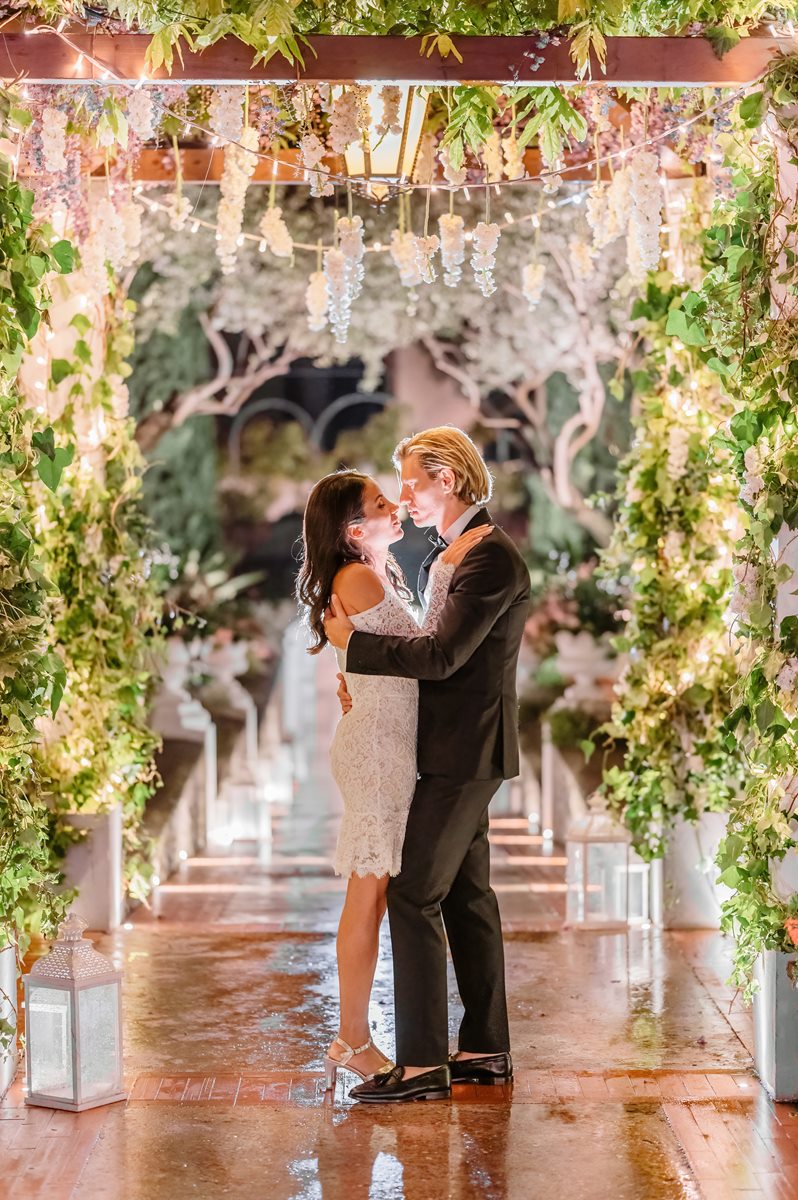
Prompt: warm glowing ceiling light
<box><xmin>341</xmin><ymin>84</ymin><xmax>429</xmax><ymax>202</ymax></box>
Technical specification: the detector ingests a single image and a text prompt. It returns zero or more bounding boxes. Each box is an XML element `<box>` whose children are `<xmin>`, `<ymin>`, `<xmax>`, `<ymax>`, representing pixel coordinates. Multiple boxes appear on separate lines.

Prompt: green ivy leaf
<box><xmin>50</xmin><ymin>358</ymin><xmax>74</xmax><ymax>385</ymax></box>
<box><xmin>50</xmin><ymin>240</ymin><xmax>74</xmax><ymax>274</ymax></box>
<box><xmin>704</xmin><ymin>26</ymin><xmax>742</xmax><ymax>60</ymax></box>
<box><xmin>36</xmin><ymin>443</ymin><xmax>74</xmax><ymax>492</ymax></box>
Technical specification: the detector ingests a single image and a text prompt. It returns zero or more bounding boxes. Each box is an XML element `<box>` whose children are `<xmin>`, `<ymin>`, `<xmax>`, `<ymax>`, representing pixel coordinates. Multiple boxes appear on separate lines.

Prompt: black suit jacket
<box><xmin>346</xmin><ymin>509</ymin><xmax>531</xmax><ymax>781</ymax></box>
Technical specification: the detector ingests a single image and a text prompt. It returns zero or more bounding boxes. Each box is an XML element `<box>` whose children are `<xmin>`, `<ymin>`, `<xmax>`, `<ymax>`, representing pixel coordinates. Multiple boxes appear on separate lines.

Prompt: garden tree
<box><xmin>133</xmin><ymin>186</ymin><xmax>628</xmax><ymax>541</ymax></box>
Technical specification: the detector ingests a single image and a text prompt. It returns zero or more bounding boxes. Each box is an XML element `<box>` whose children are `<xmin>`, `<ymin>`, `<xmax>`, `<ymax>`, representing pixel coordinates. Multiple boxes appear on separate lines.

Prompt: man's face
<box><xmin>399</xmin><ymin>454</ymin><xmax>451</xmax><ymax>529</ymax></box>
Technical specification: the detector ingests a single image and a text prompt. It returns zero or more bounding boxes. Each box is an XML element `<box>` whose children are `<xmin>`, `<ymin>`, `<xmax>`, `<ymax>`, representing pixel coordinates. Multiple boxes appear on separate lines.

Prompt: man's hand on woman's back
<box><xmin>337</xmin><ymin>672</ymin><xmax>353</xmax><ymax>714</ymax></box>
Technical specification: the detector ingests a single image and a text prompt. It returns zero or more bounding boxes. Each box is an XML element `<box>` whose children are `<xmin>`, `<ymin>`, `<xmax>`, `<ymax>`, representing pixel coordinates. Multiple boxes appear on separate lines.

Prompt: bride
<box><xmin>295</xmin><ymin>469</ymin><xmax>490</xmax><ymax>1090</ymax></box>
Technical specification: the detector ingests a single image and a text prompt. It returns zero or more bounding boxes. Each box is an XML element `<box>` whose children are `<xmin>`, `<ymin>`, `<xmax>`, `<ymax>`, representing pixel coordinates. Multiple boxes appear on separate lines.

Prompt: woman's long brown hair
<box><xmin>295</xmin><ymin>470</ymin><xmax>411</xmax><ymax>654</ymax></box>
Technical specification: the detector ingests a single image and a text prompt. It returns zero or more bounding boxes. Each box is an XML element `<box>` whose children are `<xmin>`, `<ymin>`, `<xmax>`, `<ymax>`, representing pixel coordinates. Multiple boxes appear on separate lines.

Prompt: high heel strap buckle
<box><xmin>331</xmin><ymin>1035</ymin><xmax>373</xmax><ymax>1065</ymax></box>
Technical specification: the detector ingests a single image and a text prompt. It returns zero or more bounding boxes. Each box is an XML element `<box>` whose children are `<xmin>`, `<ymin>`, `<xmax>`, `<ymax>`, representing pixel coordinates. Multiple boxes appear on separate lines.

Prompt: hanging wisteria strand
<box><xmin>471</xmin><ymin>221</ymin><xmax>501</xmax><ymax>297</ymax></box>
<box><xmin>216</xmin><ymin>126</ymin><xmax>259</xmax><ymax>273</ymax></box>
<box><xmin>503</xmin><ymin>131</ymin><xmax>526</xmax><ymax>182</ymax></box>
<box><xmin>259</xmin><ymin>205</ymin><xmax>293</xmax><ymax>258</ymax></box>
<box><xmin>337</xmin><ymin>215</ymin><xmax>366</xmax><ymax>299</ymax></box>
<box><xmin>40</xmin><ymin>107</ymin><xmax>67</xmax><ymax>173</ymax></box>
<box><xmin>438</xmin><ymin>213</ymin><xmax>466</xmax><ymax>287</ymax></box>
<box><xmin>208</xmin><ymin>86</ymin><xmax>245</xmax><ymax>143</ymax></box>
<box><xmin>415</xmin><ymin>233</ymin><xmax>440</xmax><ymax>284</ymax></box>
<box><xmin>521</xmin><ymin>260</ymin><xmax>546</xmax><ymax>309</ymax></box>
<box><xmin>439</xmin><ymin>145</ymin><xmax>468</xmax><ymax>187</ymax></box>
<box><xmin>627</xmin><ymin>151</ymin><xmax>663</xmax><ymax>281</ymax></box>
<box><xmin>323</xmin><ymin>247</ymin><xmax>352</xmax><ymax>342</ymax></box>
<box><xmin>389</xmin><ymin>229</ymin><xmax>422</xmax><ymax>315</ymax></box>
<box><xmin>329</xmin><ymin>90</ymin><xmax>360</xmax><ymax>154</ymax></box>
<box><xmin>376</xmin><ymin>86</ymin><xmax>403</xmax><ymax>138</ymax></box>
<box><xmin>305</xmin><ymin>270</ymin><xmax>328</xmax><ymax>331</ymax></box>
<box><xmin>300</xmin><ymin>132</ymin><xmax>334</xmax><ymax>198</ymax></box>
<box><xmin>126</xmin><ymin>88</ymin><xmax>157</xmax><ymax>140</ymax></box>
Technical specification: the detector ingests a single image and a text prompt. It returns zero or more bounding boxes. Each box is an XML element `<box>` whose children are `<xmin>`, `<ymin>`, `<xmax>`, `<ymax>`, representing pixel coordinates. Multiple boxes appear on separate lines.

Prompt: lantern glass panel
<box><xmin>587</xmin><ymin>842</ymin><xmax>628</xmax><ymax>924</ymax></box>
<box><xmin>78</xmin><ymin>984</ymin><xmax>122</xmax><ymax>1102</ymax></box>
<box><xmin>28</xmin><ymin>985</ymin><xmax>74</xmax><ymax>1100</ymax></box>
<box><xmin>566</xmin><ymin>843</ymin><xmax>587</xmax><ymax>923</ymax></box>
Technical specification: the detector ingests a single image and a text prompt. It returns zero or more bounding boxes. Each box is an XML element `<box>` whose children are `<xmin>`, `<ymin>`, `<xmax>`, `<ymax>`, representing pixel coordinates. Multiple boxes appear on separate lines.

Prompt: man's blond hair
<box><xmin>393</xmin><ymin>426</ymin><xmax>493</xmax><ymax>505</ymax></box>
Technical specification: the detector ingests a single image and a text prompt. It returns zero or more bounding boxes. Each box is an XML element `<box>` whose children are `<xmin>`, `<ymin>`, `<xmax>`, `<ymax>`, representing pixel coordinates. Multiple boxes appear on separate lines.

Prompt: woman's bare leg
<box><xmin>329</xmin><ymin>873</ymin><xmax>391</xmax><ymax>1076</ymax></box>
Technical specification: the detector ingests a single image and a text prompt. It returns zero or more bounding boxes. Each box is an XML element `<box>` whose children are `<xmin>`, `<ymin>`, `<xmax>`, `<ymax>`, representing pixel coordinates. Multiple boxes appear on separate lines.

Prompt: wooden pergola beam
<box><xmin>97</xmin><ymin>145</ymin><xmax>694</xmax><ymax>184</ymax></box>
<box><xmin>2</xmin><ymin>29</ymin><xmax>791</xmax><ymax>86</ymax></box>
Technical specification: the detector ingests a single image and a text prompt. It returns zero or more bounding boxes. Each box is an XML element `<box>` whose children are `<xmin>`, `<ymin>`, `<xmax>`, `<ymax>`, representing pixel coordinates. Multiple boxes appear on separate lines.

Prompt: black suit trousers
<box><xmin>387</xmin><ymin>773</ymin><xmax>510</xmax><ymax>1064</ymax></box>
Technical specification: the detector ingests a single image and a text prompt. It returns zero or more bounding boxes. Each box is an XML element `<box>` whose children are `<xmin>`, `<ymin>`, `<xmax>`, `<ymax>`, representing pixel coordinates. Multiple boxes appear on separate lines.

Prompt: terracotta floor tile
<box><xmin>5</xmin><ymin>671</ymin><xmax>779</xmax><ymax>1197</ymax></box>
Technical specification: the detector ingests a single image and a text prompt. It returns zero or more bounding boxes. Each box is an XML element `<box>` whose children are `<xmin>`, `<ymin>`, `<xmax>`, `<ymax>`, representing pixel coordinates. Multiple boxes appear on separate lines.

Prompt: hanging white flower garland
<box><xmin>300</xmin><ymin>132</ymin><xmax>334</xmax><ymax>198</ymax></box>
<box><xmin>471</xmin><ymin>221</ymin><xmax>501</xmax><ymax>297</ymax></box>
<box><xmin>415</xmin><ymin>234</ymin><xmax>439</xmax><ymax>284</ymax></box>
<box><xmin>338</xmin><ymin>215</ymin><xmax>366</xmax><ymax>299</ymax></box>
<box><xmin>502</xmin><ymin>132</ymin><xmax>525</xmax><ymax>182</ymax></box>
<box><xmin>306</xmin><ymin>271</ymin><xmax>329</xmax><ymax>332</ymax></box>
<box><xmin>376</xmin><ymin>86</ymin><xmax>403</xmax><ymax>138</ymax></box>
<box><xmin>438</xmin><ymin>213</ymin><xmax>466</xmax><ymax>287</ymax></box>
<box><xmin>324</xmin><ymin>248</ymin><xmax>353</xmax><ymax>342</ymax></box>
<box><xmin>208</xmin><ymin>86</ymin><xmax>246</xmax><ymax>143</ymax></box>
<box><xmin>259</xmin><ymin>206</ymin><xmax>293</xmax><ymax>258</ymax></box>
<box><xmin>521</xmin><ymin>261</ymin><xmax>546</xmax><ymax>310</ymax></box>
<box><xmin>329</xmin><ymin>91</ymin><xmax>360</xmax><ymax>154</ymax></box>
<box><xmin>126</xmin><ymin>89</ymin><xmax>157</xmax><ymax>140</ymax></box>
<box><xmin>41</xmin><ymin>107</ymin><xmax>68</xmax><ymax>173</ymax></box>
<box><xmin>216</xmin><ymin>125</ymin><xmax>259</xmax><ymax>274</ymax></box>
<box><xmin>439</xmin><ymin>145</ymin><xmax>468</xmax><ymax>188</ymax></box>
<box><xmin>627</xmin><ymin>150</ymin><xmax>663</xmax><ymax>280</ymax></box>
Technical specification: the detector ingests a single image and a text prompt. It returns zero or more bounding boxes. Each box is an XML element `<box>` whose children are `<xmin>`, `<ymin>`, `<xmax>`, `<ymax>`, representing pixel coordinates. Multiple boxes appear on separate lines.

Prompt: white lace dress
<box><xmin>330</xmin><ymin>559</ymin><xmax>456</xmax><ymax>878</ymax></box>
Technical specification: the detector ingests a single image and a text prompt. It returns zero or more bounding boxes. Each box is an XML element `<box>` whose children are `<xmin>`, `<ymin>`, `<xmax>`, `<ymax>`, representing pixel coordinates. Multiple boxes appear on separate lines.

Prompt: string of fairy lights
<box><xmin>9</xmin><ymin>23</ymin><xmax>770</xmax><ymax>256</ymax></box>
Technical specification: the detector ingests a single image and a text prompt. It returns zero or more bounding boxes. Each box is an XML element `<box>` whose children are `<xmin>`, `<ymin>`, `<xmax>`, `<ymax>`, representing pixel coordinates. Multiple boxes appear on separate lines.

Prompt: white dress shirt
<box><xmin>422</xmin><ymin>503</ymin><xmax>483</xmax><ymax>604</ymax></box>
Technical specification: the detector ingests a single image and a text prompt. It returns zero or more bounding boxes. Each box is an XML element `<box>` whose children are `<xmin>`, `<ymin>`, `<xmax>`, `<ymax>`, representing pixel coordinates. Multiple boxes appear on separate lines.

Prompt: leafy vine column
<box><xmin>18</xmin><ymin>223</ymin><xmax>164</xmax><ymax>904</ymax></box>
<box><xmin>600</xmin><ymin>182</ymin><xmax>744</xmax><ymax>862</ymax></box>
<box><xmin>684</xmin><ymin>61</ymin><xmax>798</xmax><ymax>992</ymax></box>
<box><xmin>0</xmin><ymin>110</ymin><xmax>76</xmax><ymax>1064</ymax></box>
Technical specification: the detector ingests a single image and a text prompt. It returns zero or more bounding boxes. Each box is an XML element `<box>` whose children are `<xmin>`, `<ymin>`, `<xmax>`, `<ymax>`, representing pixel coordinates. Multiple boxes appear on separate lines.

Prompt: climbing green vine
<box><xmin>668</xmin><ymin>55</ymin><xmax>798</xmax><ymax>994</ymax></box>
<box><xmin>0</xmin><ymin>101</ymin><xmax>75</xmax><ymax>988</ymax></box>
<box><xmin>31</xmin><ymin>276</ymin><xmax>164</xmax><ymax>904</ymax></box>
<box><xmin>599</xmin><ymin>218</ymin><xmax>745</xmax><ymax>860</ymax></box>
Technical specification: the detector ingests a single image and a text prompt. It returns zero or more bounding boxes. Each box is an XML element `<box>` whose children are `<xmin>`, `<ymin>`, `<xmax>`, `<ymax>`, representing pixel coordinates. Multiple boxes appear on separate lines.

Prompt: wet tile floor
<box><xmin>4</xmin><ymin>661</ymin><xmax>798</xmax><ymax>1199</ymax></box>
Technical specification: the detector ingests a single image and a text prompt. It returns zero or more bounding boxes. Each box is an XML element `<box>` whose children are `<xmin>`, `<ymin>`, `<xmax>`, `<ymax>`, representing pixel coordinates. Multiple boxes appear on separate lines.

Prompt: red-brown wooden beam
<box><xmin>93</xmin><ymin>144</ymin><xmax>695</xmax><ymax>184</ymax></box>
<box><xmin>2</xmin><ymin>29</ymin><xmax>792</xmax><ymax>86</ymax></box>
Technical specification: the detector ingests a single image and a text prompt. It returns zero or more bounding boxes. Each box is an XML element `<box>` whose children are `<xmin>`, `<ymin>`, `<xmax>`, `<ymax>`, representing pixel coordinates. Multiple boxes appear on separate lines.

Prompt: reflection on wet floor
<box><xmin>3</xmin><ymin>657</ymin><xmax>797</xmax><ymax>1199</ymax></box>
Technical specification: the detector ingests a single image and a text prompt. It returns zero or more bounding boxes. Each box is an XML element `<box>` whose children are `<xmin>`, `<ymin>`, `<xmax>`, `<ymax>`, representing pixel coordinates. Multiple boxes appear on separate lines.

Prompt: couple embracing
<box><xmin>296</xmin><ymin>426</ymin><xmax>530</xmax><ymax>1104</ymax></box>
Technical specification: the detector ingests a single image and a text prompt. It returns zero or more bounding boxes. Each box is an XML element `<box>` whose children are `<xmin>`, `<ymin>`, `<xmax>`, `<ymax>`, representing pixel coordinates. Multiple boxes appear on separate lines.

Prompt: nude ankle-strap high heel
<box><xmin>323</xmin><ymin>1036</ymin><xmax>394</xmax><ymax>1091</ymax></box>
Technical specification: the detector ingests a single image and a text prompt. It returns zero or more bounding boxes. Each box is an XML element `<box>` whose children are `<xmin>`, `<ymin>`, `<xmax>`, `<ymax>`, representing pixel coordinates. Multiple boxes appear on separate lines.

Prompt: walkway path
<box><xmin>2</xmin><ymin>656</ymin><xmax>797</xmax><ymax>1199</ymax></box>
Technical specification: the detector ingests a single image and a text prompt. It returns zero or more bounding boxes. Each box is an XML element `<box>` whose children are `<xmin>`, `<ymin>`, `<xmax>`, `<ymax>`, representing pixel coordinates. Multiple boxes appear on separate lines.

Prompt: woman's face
<box><xmin>349</xmin><ymin>478</ymin><xmax>402</xmax><ymax>556</ymax></box>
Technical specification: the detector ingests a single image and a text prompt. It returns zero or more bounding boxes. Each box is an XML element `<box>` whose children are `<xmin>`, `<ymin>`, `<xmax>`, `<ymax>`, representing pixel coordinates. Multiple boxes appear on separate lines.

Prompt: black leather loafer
<box><xmin>349</xmin><ymin>1064</ymin><xmax>451</xmax><ymax>1103</ymax></box>
<box><xmin>449</xmin><ymin>1052</ymin><xmax>513</xmax><ymax>1085</ymax></box>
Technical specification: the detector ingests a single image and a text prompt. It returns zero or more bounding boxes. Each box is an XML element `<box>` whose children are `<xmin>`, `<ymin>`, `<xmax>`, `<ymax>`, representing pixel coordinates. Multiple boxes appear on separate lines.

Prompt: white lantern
<box><xmin>340</xmin><ymin>84</ymin><xmax>429</xmax><ymax>202</ymax></box>
<box><xmin>566</xmin><ymin>793</ymin><xmax>650</xmax><ymax>930</ymax></box>
<box><xmin>23</xmin><ymin>912</ymin><xmax>125</xmax><ymax>1112</ymax></box>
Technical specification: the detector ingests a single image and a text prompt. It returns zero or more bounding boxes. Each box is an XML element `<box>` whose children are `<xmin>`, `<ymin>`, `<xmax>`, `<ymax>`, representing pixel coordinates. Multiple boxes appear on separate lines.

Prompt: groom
<box><xmin>324</xmin><ymin>426</ymin><xmax>531</xmax><ymax>1103</ymax></box>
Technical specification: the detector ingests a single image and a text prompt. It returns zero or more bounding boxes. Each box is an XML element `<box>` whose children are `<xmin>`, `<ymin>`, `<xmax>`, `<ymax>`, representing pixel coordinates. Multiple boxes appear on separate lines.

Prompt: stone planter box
<box><xmin>754</xmin><ymin>949</ymin><xmax>798</xmax><ymax>1101</ymax></box>
<box><xmin>61</xmin><ymin>804</ymin><xmax>124</xmax><ymax>932</ymax></box>
<box><xmin>650</xmin><ymin>811</ymin><xmax>730</xmax><ymax>930</ymax></box>
<box><xmin>0</xmin><ymin>943</ymin><xmax>17</xmax><ymax>1100</ymax></box>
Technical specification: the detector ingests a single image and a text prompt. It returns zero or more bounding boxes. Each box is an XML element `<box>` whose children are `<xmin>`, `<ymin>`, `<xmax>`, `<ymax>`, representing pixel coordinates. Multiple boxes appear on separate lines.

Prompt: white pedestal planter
<box><xmin>150</xmin><ymin>637</ymin><xmax>218</xmax><ymax>836</ymax></box>
<box><xmin>281</xmin><ymin>620</ymin><xmax>317</xmax><ymax>784</ymax></box>
<box><xmin>61</xmin><ymin>804</ymin><xmax>124</xmax><ymax>932</ymax></box>
<box><xmin>754</xmin><ymin>949</ymin><xmax>798</xmax><ymax>1101</ymax></box>
<box><xmin>650</xmin><ymin>811</ymin><xmax>730</xmax><ymax>930</ymax></box>
<box><xmin>0</xmin><ymin>943</ymin><xmax>18</xmax><ymax>1100</ymax></box>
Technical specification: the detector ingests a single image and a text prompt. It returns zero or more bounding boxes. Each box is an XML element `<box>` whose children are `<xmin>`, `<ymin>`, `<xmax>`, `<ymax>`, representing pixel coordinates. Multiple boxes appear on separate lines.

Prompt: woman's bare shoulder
<box><xmin>332</xmin><ymin>563</ymin><xmax>385</xmax><ymax>615</ymax></box>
